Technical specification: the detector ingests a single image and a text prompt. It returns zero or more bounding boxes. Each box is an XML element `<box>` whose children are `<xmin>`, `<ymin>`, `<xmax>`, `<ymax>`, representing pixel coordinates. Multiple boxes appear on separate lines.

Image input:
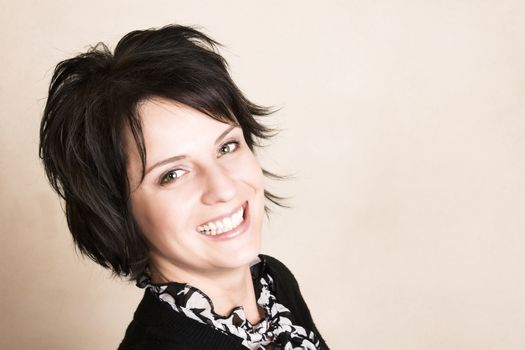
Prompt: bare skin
<box><xmin>125</xmin><ymin>98</ymin><xmax>266</xmax><ymax>324</ymax></box>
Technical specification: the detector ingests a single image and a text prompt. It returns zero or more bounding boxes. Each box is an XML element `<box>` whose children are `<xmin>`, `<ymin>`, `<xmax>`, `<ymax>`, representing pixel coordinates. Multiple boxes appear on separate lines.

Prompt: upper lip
<box><xmin>197</xmin><ymin>201</ymin><xmax>247</xmax><ymax>227</ymax></box>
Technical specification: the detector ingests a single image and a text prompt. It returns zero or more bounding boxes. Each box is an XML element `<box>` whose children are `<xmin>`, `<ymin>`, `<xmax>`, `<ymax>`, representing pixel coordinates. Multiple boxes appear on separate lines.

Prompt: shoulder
<box><xmin>117</xmin><ymin>290</ymin><xmax>186</xmax><ymax>350</ymax></box>
<box><xmin>259</xmin><ymin>254</ymin><xmax>305</xmax><ymax>310</ymax></box>
<box><xmin>118</xmin><ymin>290</ymin><xmax>244</xmax><ymax>350</ymax></box>
<box><xmin>259</xmin><ymin>254</ymin><xmax>330</xmax><ymax>349</ymax></box>
<box><xmin>259</xmin><ymin>254</ymin><xmax>300</xmax><ymax>287</ymax></box>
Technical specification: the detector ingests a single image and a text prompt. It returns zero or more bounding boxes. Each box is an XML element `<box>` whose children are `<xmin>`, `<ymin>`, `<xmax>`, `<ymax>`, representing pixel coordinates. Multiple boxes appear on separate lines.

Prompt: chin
<box><xmin>215</xmin><ymin>236</ymin><xmax>261</xmax><ymax>270</ymax></box>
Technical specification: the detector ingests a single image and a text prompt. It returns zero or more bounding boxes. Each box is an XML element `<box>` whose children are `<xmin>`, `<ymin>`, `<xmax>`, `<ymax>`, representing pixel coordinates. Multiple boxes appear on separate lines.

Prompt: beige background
<box><xmin>1</xmin><ymin>0</ymin><xmax>525</xmax><ymax>349</ymax></box>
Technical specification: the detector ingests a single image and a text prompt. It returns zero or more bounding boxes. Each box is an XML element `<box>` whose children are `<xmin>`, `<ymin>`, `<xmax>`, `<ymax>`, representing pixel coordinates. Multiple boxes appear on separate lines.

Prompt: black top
<box><xmin>118</xmin><ymin>255</ymin><xmax>329</xmax><ymax>349</ymax></box>
<box><xmin>137</xmin><ymin>255</ymin><xmax>321</xmax><ymax>348</ymax></box>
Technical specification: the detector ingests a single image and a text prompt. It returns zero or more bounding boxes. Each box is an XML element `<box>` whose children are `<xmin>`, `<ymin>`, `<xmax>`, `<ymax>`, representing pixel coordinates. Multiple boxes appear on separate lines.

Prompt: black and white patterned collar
<box><xmin>137</xmin><ymin>255</ymin><xmax>321</xmax><ymax>349</ymax></box>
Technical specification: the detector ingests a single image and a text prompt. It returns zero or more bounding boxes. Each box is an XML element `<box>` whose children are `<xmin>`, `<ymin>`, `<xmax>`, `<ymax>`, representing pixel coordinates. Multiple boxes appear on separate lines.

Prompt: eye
<box><xmin>160</xmin><ymin>168</ymin><xmax>188</xmax><ymax>185</ymax></box>
<box><xmin>218</xmin><ymin>141</ymin><xmax>239</xmax><ymax>156</ymax></box>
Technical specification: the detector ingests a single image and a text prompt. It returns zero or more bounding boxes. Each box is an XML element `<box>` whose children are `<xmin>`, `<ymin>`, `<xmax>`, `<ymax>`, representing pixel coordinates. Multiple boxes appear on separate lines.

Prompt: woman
<box><xmin>40</xmin><ymin>24</ymin><xmax>328</xmax><ymax>349</ymax></box>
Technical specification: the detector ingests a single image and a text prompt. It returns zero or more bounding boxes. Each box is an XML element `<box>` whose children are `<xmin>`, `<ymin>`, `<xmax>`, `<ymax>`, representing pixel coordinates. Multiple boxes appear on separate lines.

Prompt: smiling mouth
<box><xmin>196</xmin><ymin>202</ymin><xmax>248</xmax><ymax>236</ymax></box>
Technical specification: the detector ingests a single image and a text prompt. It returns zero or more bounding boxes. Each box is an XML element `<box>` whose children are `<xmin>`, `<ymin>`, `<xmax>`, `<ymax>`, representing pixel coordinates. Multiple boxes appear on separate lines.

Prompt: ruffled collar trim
<box><xmin>137</xmin><ymin>255</ymin><xmax>320</xmax><ymax>349</ymax></box>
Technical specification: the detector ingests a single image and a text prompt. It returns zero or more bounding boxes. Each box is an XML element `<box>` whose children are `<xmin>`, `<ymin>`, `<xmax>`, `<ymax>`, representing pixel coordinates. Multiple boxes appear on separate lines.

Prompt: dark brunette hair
<box><xmin>39</xmin><ymin>24</ymin><xmax>283</xmax><ymax>281</ymax></box>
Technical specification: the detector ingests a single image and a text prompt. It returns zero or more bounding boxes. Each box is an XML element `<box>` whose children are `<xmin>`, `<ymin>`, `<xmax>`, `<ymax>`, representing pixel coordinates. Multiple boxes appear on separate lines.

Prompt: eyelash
<box><xmin>218</xmin><ymin>140</ymin><xmax>240</xmax><ymax>156</ymax></box>
<box><xmin>159</xmin><ymin>168</ymin><xmax>188</xmax><ymax>185</ymax></box>
<box><xmin>158</xmin><ymin>140</ymin><xmax>241</xmax><ymax>186</ymax></box>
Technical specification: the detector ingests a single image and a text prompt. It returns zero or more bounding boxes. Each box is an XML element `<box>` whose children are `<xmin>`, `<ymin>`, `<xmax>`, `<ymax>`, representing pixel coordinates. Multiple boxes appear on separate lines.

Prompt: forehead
<box><xmin>137</xmin><ymin>98</ymin><xmax>232</xmax><ymax>145</ymax></box>
<box><xmin>127</xmin><ymin>98</ymin><xmax>236</xmax><ymax>162</ymax></box>
<box><xmin>138</xmin><ymin>98</ymin><xmax>224</xmax><ymax>132</ymax></box>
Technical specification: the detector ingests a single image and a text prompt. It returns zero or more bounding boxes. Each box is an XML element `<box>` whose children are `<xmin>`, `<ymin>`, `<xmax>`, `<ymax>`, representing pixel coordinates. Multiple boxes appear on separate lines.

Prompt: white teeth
<box><xmin>223</xmin><ymin>217</ymin><xmax>233</xmax><ymax>231</ymax></box>
<box><xmin>233</xmin><ymin>211</ymin><xmax>242</xmax><ymax>226</ymax></box>
<box><xmin>198</xmin><ymin>206</ymin><xmax>245</xmax><ymax>236</ymax></box>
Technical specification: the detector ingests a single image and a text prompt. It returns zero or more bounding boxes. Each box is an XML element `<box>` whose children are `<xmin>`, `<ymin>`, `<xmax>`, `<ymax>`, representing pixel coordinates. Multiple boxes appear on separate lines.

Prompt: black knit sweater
<box><xmin>118</xmin><ymin>255</ymin><xmax>329</xmax><ymax>349</ymax></box>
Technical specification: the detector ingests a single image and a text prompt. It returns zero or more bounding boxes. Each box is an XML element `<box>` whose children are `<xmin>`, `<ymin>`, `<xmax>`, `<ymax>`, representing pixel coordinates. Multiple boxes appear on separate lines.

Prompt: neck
<box><xmin>150</xmin><ymin>260</ymin><xmax>263</xmax><ymax>324</ymax></box>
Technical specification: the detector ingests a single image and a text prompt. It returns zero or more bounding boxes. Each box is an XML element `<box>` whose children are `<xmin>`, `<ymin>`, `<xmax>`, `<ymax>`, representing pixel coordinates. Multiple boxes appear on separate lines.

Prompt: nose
<box><xmin>200</xmin><ymin>162</ymin><xmax>238</xmax><ymax>205</ymax></box>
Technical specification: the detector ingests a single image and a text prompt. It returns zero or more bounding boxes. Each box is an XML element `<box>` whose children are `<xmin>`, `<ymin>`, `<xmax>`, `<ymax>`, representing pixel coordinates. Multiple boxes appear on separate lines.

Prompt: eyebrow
<box><xmin>144</xmin><ymin>125</ymin><xmax>237</xmax><ymax>175</ymax></box>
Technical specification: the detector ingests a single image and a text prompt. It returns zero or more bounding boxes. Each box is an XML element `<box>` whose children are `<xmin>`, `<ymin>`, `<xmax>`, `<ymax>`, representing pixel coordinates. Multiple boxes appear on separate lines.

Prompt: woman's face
<box><xmin>126</xmin><ymin>98</ymin><xmax>265</xmax><ymax>277</ymax></box>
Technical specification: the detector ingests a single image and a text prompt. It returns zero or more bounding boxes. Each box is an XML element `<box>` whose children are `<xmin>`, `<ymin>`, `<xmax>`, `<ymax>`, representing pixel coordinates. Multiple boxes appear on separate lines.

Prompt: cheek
<box><xmin>238</xmin><ymin>153</ymin><xmax>264</xmax><ymax>189</ymax></box>
<box><xmin>130</xmin><ymin>191</ymin><xmax>187</xmax><ymax>243</ymax></box>
<box><xmin>130</xmin><ymin>195</ymin><xmax>162</xmax><ymax>244</ymax></box>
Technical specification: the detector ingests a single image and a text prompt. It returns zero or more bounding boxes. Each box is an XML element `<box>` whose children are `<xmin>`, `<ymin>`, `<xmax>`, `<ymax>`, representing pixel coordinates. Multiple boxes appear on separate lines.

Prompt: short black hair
<box><xmin>39</xmin><ymin>24</ymin><xmax>283</xmax><ymax>281</ymax></box>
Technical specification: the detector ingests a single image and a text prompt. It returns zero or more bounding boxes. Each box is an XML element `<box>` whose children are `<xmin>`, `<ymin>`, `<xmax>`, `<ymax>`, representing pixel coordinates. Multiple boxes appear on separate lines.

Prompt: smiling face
<box><xmin>126</xmin><ymin>98</ymin><xmax>265</xmax><ymax>281</ymax></box>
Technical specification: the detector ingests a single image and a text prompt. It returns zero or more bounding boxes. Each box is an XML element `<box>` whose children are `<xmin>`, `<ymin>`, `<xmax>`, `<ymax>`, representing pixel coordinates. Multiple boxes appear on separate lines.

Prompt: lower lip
<box><xmin>199</xmin><ymin>202</ymin><xmax>250</xmax><ymax>241</ymax></box>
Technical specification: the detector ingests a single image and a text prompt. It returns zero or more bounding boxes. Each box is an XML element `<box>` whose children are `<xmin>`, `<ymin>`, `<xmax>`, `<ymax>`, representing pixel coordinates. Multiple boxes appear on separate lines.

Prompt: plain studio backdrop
<box><xmin>1</xmin><ymin>1</ymin><xmax>525</xmax><ymax>349</ymax></box>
